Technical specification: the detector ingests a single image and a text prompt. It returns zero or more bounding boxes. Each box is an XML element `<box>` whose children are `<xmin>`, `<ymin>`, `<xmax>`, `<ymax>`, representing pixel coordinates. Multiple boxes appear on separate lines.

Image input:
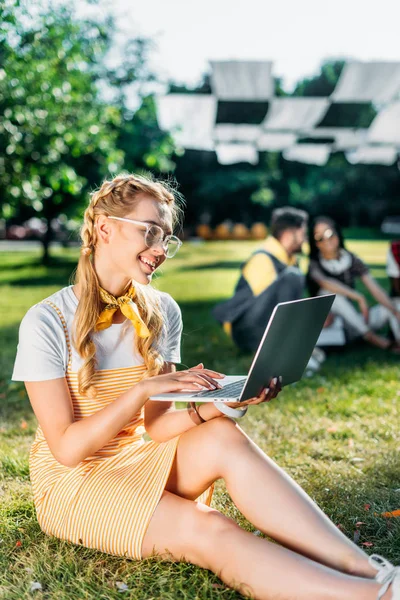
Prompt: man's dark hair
<box><xmin>270</xmin><ymin>207</ymin><xmax>309</xmax><ymax>240</ymax></box>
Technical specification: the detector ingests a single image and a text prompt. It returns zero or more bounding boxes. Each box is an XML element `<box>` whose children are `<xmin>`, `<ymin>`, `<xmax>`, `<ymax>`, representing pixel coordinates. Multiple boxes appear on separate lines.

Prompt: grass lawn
<box><xmin>1</xmin><ymin>239</ymin><xmax>399</xmax><ymax>599</ymax></box>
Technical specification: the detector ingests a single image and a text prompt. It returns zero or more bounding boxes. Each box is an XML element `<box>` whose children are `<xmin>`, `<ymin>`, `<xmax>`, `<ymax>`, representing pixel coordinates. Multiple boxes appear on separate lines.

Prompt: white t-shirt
<box><xmin>12</xmin><ymin>285</ymin><xmax>183</xmax><ymax>381</ymax></box>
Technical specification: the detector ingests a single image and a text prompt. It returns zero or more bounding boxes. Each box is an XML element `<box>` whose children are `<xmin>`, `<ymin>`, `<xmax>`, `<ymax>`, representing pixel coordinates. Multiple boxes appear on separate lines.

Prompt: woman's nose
<box><xmin>150</xmin><ymin>242</ymin><xmax>166</xmax><ymax>257</ymax></box>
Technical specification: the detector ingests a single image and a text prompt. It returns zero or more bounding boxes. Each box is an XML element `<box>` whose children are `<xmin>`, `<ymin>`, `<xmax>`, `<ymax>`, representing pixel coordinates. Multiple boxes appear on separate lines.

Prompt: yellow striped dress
<box><xmin>28</xmin><ymin>299</ymin><xmax>214</xmax><ymax>559</ymax></box>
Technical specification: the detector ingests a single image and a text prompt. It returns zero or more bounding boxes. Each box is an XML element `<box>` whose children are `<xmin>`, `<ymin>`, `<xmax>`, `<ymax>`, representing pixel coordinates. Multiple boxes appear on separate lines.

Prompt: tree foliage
<box><xmin>0</xmin><ymin>0</ymin><xmax>174</xmax><ymax>261</ymax></box>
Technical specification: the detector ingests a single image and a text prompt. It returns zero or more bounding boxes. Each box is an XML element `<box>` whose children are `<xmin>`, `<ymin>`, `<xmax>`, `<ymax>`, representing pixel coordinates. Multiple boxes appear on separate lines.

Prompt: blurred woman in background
<box><xmin>307</xmin><ymin>216</ymin><xmax>400</xmax><ymax>353</ymax></box>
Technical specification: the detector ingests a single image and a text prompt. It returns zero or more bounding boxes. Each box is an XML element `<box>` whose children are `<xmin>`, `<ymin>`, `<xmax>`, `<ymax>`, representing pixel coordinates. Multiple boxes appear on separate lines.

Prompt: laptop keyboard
<box><xmin>194</xmin><ymin>379</ymin><xmax>246</xmax><ymax>399</ymax></box>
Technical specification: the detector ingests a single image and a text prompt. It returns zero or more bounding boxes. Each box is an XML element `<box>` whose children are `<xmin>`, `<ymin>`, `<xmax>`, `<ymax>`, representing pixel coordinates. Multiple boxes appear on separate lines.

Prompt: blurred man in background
<box><xmin>212</xmin><ymin>207</ymin><xmax>310</xmax><ymax>354</ymax></box>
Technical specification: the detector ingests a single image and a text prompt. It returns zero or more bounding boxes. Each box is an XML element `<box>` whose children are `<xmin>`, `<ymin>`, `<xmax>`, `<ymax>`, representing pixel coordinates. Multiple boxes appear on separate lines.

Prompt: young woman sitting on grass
<box><xmin>12</xmin><ymin>174</ymin><xmax>399</xmax><ymax>600</ymax></box>
<box><xmin>307</xmin><ymin>216</ymin><xmax>400</xmax><ymax>353</ymax></box>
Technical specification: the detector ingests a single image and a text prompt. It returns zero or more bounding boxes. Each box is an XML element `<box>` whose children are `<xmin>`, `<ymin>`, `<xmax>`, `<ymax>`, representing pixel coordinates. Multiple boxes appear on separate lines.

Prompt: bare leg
<box><xmin>363</xmin><ymin>330</ymin><xmax>391</xmax><ymax>349</ymax></box>
<box><xmin>326</xmin><ymin>292</ymin><xmax>393</xmax><ymax>349</ymax></box>
<box><xmin>368</xmin><ymin>304</ymin><xmax>400</xmax><ymax>343</ymax></box>
<box><xmin>142</xmin><ymin>491</ymin><xmax>386</xmax><ymax>600</ymax></box>
<box><xmin>165</xmin><ymin>417</ymin><xmax>377</xmax><ymax>578</ymax></box>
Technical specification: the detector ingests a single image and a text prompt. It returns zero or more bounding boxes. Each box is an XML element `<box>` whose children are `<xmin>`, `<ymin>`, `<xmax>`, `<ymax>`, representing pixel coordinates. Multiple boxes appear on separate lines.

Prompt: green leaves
<box><xmin>0</xmin><ymin>1</ymin><xmax>121</xmax><ymax>221</ymax></box>
<box><xmin>251</xmin><ymin>187</ymin><xmax>275</xmax><ymax>207</ymax></box>
<box><xmin>0</xmin><ymin>0</ymin><xmax>175</xmax><ymax>262</ymax></box>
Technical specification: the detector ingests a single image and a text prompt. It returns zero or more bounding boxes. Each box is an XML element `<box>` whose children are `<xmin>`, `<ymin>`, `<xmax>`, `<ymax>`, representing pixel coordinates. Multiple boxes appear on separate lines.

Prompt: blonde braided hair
<box><xmin>72</xmin><ymin>173</ymin><xmax>183</xmax><ymax>397</ymax></box>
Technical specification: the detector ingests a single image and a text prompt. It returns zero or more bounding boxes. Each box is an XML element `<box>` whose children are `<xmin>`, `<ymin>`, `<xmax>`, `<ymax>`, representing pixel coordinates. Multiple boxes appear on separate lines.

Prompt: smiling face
<box><xmin>96</xmin><ymin>194</ymin><xmax>174</xmax><ymax>285</ymax></box>
<box><xmin>313</xmin><ymin>221</ymin><xmax>340</xmax><ymax>258</ymax></box>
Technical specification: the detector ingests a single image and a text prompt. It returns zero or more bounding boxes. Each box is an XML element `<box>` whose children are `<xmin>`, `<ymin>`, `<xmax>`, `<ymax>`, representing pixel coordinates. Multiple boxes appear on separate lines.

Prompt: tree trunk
<box><xmin>41</xmin><ymin>218</ymin><xmax>52</xmax><ymax>265</ymax></box>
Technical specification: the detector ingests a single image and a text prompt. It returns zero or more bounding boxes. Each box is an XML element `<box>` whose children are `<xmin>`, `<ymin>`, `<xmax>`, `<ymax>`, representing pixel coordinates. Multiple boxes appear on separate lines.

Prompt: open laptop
<box><xmin>150</xmin><ymin>294</ymin><xmax>335</xmax><ymax>403</ymax></box>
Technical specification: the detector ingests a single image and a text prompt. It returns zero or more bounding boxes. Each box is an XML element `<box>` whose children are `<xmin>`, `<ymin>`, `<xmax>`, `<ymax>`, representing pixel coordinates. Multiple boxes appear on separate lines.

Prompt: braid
<box><xmin>72</xmin><ymin>172</ymin><xmax>184</xmax><ymax>397</ymax></box>
<box><xmin>80</xmin><ymin>177</ymin><xmax>133</xmax><ymax>256</ymax></box>
<box><xmin>73</xmin><ymin>195</ymin><xmax>101</xmax><ymax>396</ymax></box>
<box><xmin>80</xmin><ymin>203</ymin><xmax>97</xmax><ymax>256</ymax></box>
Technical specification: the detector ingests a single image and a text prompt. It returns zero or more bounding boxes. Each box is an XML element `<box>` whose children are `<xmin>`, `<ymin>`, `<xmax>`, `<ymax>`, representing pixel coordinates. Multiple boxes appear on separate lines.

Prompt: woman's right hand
<box><xmin>323</xmin><ymin>312</ymin><xmax>335</xmax><ymax>328</ymax></box>
<box><xmin>138</xmin><ymin>363</ymin><xmax>226</xmax><ymax>399</ymax></box>
<box><xmin>356</xmin><ymin>294</ymin><xmax>369</xmax><ymax>322</ymax></box>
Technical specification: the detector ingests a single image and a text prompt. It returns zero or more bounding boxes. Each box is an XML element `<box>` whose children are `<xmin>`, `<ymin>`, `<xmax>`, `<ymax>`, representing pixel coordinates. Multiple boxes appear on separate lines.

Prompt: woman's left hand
<box><xmin>224</xmin><ymin>376</ymin><xmax>282</xmax><ymax>409</ymax></box>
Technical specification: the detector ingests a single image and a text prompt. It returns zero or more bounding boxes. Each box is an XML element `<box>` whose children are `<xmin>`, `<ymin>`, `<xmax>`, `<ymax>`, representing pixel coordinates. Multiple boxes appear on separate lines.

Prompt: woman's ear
<box><xmin>96</xmin><ymin>215</ymin><xmax>112</xmax><ymax>245</ymax></box>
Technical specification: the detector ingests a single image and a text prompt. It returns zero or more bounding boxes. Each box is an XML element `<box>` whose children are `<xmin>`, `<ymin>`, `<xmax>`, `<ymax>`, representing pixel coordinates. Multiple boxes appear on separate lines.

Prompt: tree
<box><xmin>292</xmin><ymin>60</ymin><xmax>345</xmax><ymax>97</ymax></box>
<box><xmin>117</xmin><ymin>95</ymin><xmax>177</xmax><ymax>175</ymax></box>
<box><xmin>0</xmin><ymin>1</ymin><xmax>124</xmax><ymax>261</ymax></box>
<box><xmin>0</xmin><ymin>0</ymin><xmax>176</xmax><ymax>262</ymax></box>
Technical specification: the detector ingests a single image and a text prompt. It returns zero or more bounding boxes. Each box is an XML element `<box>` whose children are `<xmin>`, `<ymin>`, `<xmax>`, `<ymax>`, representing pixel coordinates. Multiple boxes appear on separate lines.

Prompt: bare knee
<box><xmin>176</xmin><ymin>416</ymin><xmax>253</xmax><ymax>481</ymax></box>
<box><xmin>142</xmin><ymin>492</ymin><xmax>238</xmax><ymax>568</ymax></box>
<box><xmin>202</xmin><ymin>415</ymin><xmax>246</xmax><ymax>443</ymax></box>
<box><xmin>202</xmin><ymin>416</ymin><xmax>251</xmax><ymax>457</ymax></box>
<box><xmin>188</xmin><ymin>504</ymin><xmax>240</xmax><ymax>569</ymax></box>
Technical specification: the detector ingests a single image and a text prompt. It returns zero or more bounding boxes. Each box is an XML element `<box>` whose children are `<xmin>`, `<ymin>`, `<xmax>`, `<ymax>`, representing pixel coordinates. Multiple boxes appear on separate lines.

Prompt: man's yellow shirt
<box><xmin>223</xmin><ymin>236</ymin><xmax>297</xmax><ymax>336</ymax></box>
<box><xmin>242</xmin><ymin>236</ymin><xmax>297</xmax><ymax>297</ymax></box>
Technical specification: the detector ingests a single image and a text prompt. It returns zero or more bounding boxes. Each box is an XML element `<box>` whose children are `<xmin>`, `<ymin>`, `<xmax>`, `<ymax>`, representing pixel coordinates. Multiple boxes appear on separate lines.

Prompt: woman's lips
<box><xmin>138</xmin><ymin>255</ymin><xmax>156</xmax><ymax>272</ymax></box>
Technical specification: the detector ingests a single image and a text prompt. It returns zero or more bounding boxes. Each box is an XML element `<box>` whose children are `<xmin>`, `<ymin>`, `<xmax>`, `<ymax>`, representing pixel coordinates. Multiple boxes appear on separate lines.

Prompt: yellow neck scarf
<box><xmin>95</xmin><ymin>285</ymin><xmax>150</xmax><ymax>338</ymax></box>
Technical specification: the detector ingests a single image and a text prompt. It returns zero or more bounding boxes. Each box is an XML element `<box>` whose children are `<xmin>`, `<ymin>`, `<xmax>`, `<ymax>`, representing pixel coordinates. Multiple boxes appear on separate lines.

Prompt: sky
<box><xmin>98</xmin><ymin>0</ymin><xmax>400</xmax><ymax>92</ymax></box>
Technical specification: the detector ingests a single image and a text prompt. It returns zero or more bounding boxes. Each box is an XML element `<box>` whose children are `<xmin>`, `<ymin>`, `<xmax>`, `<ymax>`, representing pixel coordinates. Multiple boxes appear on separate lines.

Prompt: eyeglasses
<box><xmin>107</xmin><ymin>216</ymin><xmax>182</xmax><ymax>258</ymax></box>
<box><xmin>314</xmin><ymin>228</ymin><xmax>336</xmax><ymax>243</ymax></box>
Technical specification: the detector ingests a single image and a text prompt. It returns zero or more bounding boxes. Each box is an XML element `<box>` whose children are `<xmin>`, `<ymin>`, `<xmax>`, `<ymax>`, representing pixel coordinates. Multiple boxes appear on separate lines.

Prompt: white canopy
<box><xmin>283</xmin><ymin>144</ymin><xmax>331</xmax><ymax>166</ymax></box>
<box><xmin>215</xmin><ymin>143</ymin><xmax>259</xmax><ymax>165</ymax></box>
<box><xmin>155</xmin><ymin>94</ymin><xmax>216</xmax><ymax>151</ymax></box>
<box><xmin>210</xmin><ymin>60</ymin><xmax>273</xmax><ymax>101</ymax></box>
<box><xmin>346</xmin><ymin>145</ymin><xmax>398</xmax><ymax>165</ymax></box>
<box><xmin>332</xmin><ymin>61</ymin><xmax>400</xmax><ymax>103</ymax></box>
<box><xmin>367</xmin><ymin>101</ymin><xmax>400</xmax><ymax>144</ymax></box>
<box><xmin>300</xmin><ymin>127</ymin><xmax>369</xmax><ymax>150</ymax></box>
<box><xmin>257</xmin><ymin>132</ymin><xmax>297</xmax><ymax>151</ymax></box>
<box><xmin>154</xmin><ymin>60</ymin><xmax>400</xmax><ymax>166</ymax></box>
<box><xmin>214</xmin><ymin>124</ymin><xmax>260</xmax><ymax>143</ymax></box>
<box><xmin>262</xmin><ymin>98</ymin><xmax>329</xmax><ymax>131</ymax></box>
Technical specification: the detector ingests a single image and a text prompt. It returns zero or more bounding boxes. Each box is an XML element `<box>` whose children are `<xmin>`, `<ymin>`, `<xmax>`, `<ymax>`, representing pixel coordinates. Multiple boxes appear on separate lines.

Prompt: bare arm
<box><xmin>25</xmin><ymin>376</ymin><xmax>149</xmax><ymax>469</ymax></box>
<box><xmin>310</xmin><ymin>268</ymin><xmax>361</xmax><ymax>301</ymax></box>
<box><xmin>309</xmin><ymin>266</ymin><xmax>372</xmax><ymax>320</ymax></box>
<box><xmin>25</xmin><ymin>365</ymin><xmax>226</xmax><ymax>467</ymax></box>
<box><xmin>361</xmin><ymin>273</ymin><xmax>399</xmax><ymax>315</ymax></box>
<box><xmin>144</xmin><ymin>363</ymin><xmax>231</xmax><ymax>444</ymax></box>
